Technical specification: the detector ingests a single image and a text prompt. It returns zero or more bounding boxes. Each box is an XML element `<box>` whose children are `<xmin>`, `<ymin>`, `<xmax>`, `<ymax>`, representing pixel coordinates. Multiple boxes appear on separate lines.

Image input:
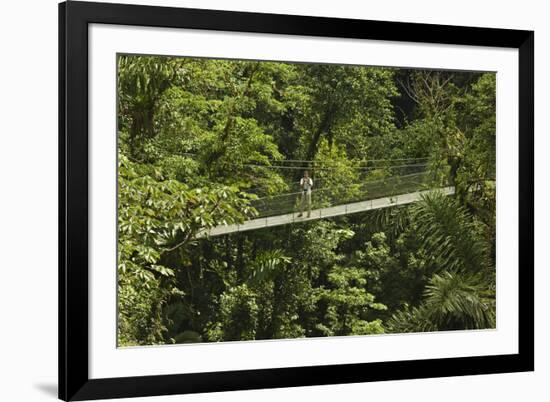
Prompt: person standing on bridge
<box><xmin>298</xmin><ymin>170</ymin><xmax>313</xmax><ymax>218</ymax></box>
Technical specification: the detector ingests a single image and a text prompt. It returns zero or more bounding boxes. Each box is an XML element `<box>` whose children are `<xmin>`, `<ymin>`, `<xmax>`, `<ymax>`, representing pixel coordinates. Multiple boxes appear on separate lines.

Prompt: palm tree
<box><xmin>387</xmin><ymin>191</ymin><xmax>495</xmax><ymax>332</ymax></box>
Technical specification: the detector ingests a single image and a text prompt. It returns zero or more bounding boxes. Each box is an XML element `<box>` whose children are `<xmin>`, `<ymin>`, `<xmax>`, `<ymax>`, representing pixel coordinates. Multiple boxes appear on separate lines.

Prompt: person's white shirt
<box><xmin>300</xmin><ymin>177</ymin><xmax>313</xmax><ymax>192</ymax></box>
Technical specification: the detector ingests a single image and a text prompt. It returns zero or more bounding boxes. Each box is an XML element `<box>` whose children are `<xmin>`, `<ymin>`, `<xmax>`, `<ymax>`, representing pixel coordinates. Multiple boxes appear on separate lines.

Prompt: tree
<box><xmin>117</xmin><ymin>155</ymin><xmax>257</xmax><ymax>345</ymax></box>
<box><xmin>297</xmin><ymin>65</ymin><xmax>398</xmax><ymax>161</ymax></box>
<box><xmin>316</xmin><ymin>264</ymin><xmax>386</xmax><ymax>336</ymax></box>
<box><xmin>118</xmin><ymin>56</ymin><xmax>184</xmax><ymax>158</ymax></box>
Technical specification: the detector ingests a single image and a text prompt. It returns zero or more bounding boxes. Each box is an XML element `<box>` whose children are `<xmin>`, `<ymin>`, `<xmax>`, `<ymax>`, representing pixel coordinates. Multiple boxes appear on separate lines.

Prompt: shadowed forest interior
<box><xmin>117</xmin><ymin>54</ymin><xmax>496</xmax><ymax>346</ymax></box>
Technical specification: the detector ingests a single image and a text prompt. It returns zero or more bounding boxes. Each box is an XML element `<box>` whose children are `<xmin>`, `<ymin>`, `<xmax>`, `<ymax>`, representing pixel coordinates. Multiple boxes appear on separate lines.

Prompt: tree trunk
<box><xmin>206</xmin><ymin>63</ymin><xmax>260</xmax><ymax>167</ymax></box>
<box><xmin>236</xmin><ymin>235</ymin><xmax>245</xmax><ymax>283</ymax></box>
<box><xmin>306</xmin><ymin>108</ymin><xmax>332</xmax><ymax>162</ymax></box>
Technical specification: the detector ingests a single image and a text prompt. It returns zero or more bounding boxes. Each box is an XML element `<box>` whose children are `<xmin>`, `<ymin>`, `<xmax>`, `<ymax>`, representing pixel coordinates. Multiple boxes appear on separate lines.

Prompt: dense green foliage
<box><xmin>117</xmin><ymin>55</ymin><xmax>496</xmax><ymax>346</ymax></box>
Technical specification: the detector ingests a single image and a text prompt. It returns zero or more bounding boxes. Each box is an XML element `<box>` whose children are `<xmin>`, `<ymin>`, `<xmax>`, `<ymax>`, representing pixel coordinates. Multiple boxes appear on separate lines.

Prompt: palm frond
<box><xmin>360</xmin><ymin>204</ymin><xmax>411</xmax><ymax>239</ymax></box>
<box><xmin>411</xmin><ymin>191</ymin><xmax>489</xmax><ymax>273</ymax></box>
<box><xmin>423</xmin><ymin>271</ymin><xmax>495</xmax><ymax>329</ymax></box>
<box><xmin>386</xmin><ymin>270</ymin><xmax>495</xmax><ymax>332</ymax></box>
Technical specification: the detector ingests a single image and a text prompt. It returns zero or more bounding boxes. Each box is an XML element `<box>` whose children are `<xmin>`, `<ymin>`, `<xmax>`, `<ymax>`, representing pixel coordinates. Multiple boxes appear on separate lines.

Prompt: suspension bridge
<box><xmin>198</xmin><ymin>158</ymin><xmax>453</xmax><ymax>237</ymax></box>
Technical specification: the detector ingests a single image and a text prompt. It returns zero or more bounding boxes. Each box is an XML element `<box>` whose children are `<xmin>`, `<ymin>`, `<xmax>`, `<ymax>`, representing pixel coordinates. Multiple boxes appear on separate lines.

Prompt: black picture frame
<box><xmin>59</xmin><ymin>1</ymin><xmax>534</xmax><ymax>400</ymax></box>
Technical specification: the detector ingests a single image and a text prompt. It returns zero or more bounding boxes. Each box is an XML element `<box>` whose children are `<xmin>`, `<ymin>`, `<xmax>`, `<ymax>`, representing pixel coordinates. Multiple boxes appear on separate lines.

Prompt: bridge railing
<box><xmin>249</xmin><ymin>171</ymin><xmax>435</xmax><ymax>219</ymax></box>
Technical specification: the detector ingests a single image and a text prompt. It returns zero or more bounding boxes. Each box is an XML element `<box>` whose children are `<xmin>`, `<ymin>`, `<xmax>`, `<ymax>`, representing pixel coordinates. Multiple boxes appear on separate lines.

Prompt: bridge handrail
<box><xmin>249</xmin><ymin>171</ymin><xmax>440</xmax><ymax>218</ymax></box>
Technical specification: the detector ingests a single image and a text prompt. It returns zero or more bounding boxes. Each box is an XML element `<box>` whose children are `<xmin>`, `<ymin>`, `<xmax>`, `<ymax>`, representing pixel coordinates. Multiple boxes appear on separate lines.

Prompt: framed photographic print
<box><xmin>59</xmin><ymin>1</ymin><xmax>534</xmax><ymax>400</ymax></box>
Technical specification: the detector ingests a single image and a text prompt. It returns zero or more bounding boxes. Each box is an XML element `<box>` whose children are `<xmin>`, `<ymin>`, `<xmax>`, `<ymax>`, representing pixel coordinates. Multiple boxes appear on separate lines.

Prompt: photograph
<box><xmin>116</xmin><ymin>54</ymin><xmax>497</xmax><ymax>347</ymax></box>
